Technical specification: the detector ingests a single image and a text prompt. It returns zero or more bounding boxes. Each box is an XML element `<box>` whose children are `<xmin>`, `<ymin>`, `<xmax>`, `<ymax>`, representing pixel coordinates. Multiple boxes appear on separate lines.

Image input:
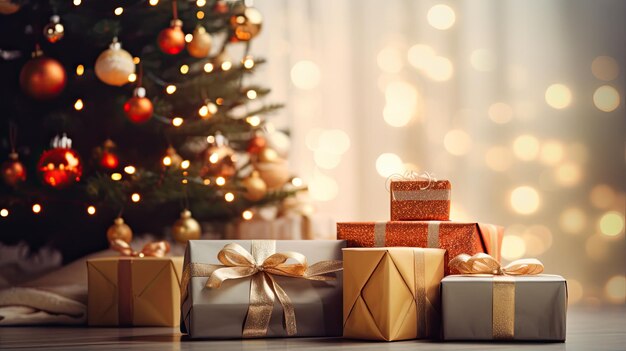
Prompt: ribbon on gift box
<box><xmin>181</xmin><ymin>241</ymin><xmax>343</xmax><ymax>337</ymax></box>
<box><xmin>385</xmin><ymin>171</ymin><xmax>450</xmax><ymax>202</ymax></box>
<box><xmin>449</xmin><ymin>253</ymin><xmax>544</xmax><ymax>340</ymax></box>
<box><xmin>109</xmin><ymin>239</ymin><xmax>172</xmax><ymax>325</ymax></box>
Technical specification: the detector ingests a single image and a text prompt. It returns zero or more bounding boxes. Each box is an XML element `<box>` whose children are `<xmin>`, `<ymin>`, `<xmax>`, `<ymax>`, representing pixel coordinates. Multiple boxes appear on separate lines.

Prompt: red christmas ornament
<box><xmin>100</xmin><ymin>151</ymin><xmax>119</xmax><ymax>170</ymax></box>
<box><xmin>38</xmin><ymin>134</ymin><xmax>82</xmax><ymax>189</ymax></box>
<box><xmin>157</xmin><ymin>19</ymin><xmax>185</xmax><ymax>55</ymax></box>
<box><xmin>124</xmin><ymin>87</ymin><xmax>153</xmax><ymax>123</ymax></box>
<box><xmin>19</xmin><ymin>49</ymin><xmax>66</xmax><ymax>100</ymax></box>
<box><xmin>1</xmin><ymin>152</ymin><xmax>26</xmax><ymax>186</ymax></box>
<box><xmin>247</xmin><ymin>134</ymin><xmax>266</xmax><ymax>154</ymax></box>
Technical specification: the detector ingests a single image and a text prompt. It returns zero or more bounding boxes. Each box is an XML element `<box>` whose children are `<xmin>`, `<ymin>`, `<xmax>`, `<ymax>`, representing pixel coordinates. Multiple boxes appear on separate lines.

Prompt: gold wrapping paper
<box><xmin>390</xmin><ymin>180</ymin><xmax>451</xmax><ymax>221</ymax></box>
<box><xmin>87</xmin><ymin>256</ymin><xmax>183</xmax><ymax>327</ymax></box>
<box><xmin>337</xmin><ymin>221</ymin><xmax>503</xmax><ymax>275</ymax></box>
<box><xmin>343</xmin><ymin>247</ymin><xmax>445</xmax><ymax>341</ymax></box>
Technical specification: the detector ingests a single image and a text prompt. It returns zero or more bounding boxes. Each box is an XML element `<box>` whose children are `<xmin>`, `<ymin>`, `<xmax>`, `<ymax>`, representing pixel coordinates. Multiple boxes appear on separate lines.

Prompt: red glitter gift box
<box><xmin>337</xmin><ymin>221</ymin><xmax>503</xmax><ymax>274</ymax></box>
<box><xmin>390</xmin><ymin>179</ymin><xmax>451</xmax><ymax>221</ymax></box>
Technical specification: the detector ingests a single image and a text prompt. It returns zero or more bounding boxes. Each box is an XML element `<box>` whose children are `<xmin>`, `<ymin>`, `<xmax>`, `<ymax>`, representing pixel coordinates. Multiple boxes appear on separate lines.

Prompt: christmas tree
<box><xmin>0</xmin><ymin>0</ymin><xmax>302</xmax><ymax>259</ymax></box>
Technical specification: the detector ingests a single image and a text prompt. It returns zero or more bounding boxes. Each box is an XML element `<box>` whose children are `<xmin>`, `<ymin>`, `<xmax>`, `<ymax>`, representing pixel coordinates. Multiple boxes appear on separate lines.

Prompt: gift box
<box><xmin>343</xmin><ymin>247</ymin><xmax>445</xmax><ymax>341</ymax></box>
<box><xmin>390</xmin><ymin>179</ymin><xmax>451</xmax><ymax>221</ymax></box>
<box><xmin>87</xmin><ymin>256</ymin><xmax>183</xmax><ymax>326</ymax></box>
<box><xmin>337</xmin><ymin>221</ymin><xmax>502</xmax><ymax>274</ymax></box>
<box><xmin>441</xmin><ymin>275</ymin><xmax>567</xmax><ymax>341</ymax></box>
<box><xmin>181</xmin><ymin>240</ymin><xmax>345</xmax><ymax>339</ymax></box>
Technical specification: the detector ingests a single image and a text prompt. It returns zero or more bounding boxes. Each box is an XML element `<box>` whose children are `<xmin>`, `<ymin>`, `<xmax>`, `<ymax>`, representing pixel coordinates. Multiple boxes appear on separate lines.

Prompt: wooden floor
<box><xmin>0</xmin><ymin>307</ymin><xmax>624</xmax><ymax>350</ymax></box>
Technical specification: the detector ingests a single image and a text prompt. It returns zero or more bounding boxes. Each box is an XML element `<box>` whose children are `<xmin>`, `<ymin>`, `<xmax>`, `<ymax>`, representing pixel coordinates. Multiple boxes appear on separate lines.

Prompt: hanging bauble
<box><xmin>123</xmin><ymin>87</ymin><xmax>153</xmax><ymax>123</ymax></box>
<box><xmin>242</xmin><ymin>171</ymin><xmax>267</xmax><ymax>201</ymax></box>
<box><xmin>258</xmin><ymin>147</ymin><xmax>280</xmax><ymax>163</ymax></box>
<box><xmin>229</xmin><ymin>7</ymin><xmax>262</xmax><ymax>42</ymax></box>
<box><xmin>37</xmin><ymin>134</ymin><xmax>82</xmax><ymax>188</ymax></box>
<box><xmin>164</xmin><ymin>146</ymin><xmax>183</xmax><ymax>168</ymax></box>
<box><xmin>247</xmin><ymin>134</ymin><xmax>266</xmax><ymax>154</ymax></box>
<box><xmin>1</xmin><ymin>152</ymin><xmax>26</xmax><ymax>186</ymax></box>
<box><xmin>95</xmin><ymin>38</ymin><xmax>135</xmax><ymax>86</ymax></box>
<box><xmin>187</xmin><ymin>26</ymin><xmax>212</xmax><ymax>58</ymax></box>
<box><xmin>94</xmin><ymin>139</ymin><xmax>119</xmax><ymax>170</ymax></box>
<box><xmin>0</xmin><ymin>0</ymin><xmax>19</xmax><ymax>15</ymax></box>
<box><xmin>19</xmin><ymin>49</ymin><xmax>66</xmax><ymax>100</ymax></box>
<box><xmin>266</xmin><ymin>130</ymin><xmax>291</xmax><ymax>158</ymax></box>
<box><xmin>172</xmin><ymin>209</ymin><xmax>201</xmax><ymax>243</ymax></box>
<box><xmin>158</xmin><ymin>19</ymin><xmax>185</xmax><ymax>55</ymax></box>
<box><xmin>43</xmin><ymin>15</ymin><xmax>64</xmax><ymax>43</ymax></box>
<box><xmin>255</xmin><ymin>160</ymin><xmax>290</xmax><ymax>190</ymax></box>
<box><xmin>212</xmin><ymin>0</ymin><xmax>229</xmax><ymax>14</ymax></box>
<box><xmin>106</xmin><ymin>217</ymin><xmax>133</xmax><ymax>243</ymax></box>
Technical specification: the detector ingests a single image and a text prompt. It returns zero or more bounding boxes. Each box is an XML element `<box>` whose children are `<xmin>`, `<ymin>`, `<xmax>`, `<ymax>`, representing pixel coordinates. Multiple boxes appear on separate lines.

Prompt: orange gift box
<box><xmin>390</xmin><ymin>180</ymin><xmax>451</xmax><ymax>221</ymax></box>
<box><xmin>337</xmin><ymin>221</ymin><xmax>502</xmax><ymax>274</ymax></box>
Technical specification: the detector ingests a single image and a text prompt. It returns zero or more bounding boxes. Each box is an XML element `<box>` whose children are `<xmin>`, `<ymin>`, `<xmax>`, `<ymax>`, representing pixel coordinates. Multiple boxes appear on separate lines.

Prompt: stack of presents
<box><xmin>86</xmin><ymin>176</ymin><xmax>567</xmax><ymax>342</ymax></box>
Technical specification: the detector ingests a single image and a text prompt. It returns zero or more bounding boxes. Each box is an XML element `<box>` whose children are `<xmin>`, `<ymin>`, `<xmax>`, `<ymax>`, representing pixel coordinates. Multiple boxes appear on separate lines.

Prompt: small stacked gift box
<box><xmin>338</xmin><ymin>176</ymin><xmax>567</xmax><ymax>342</ymax></box>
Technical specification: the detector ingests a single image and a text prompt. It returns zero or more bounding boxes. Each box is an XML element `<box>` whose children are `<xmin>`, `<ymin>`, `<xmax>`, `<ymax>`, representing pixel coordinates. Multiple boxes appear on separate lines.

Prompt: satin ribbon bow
<box><xmin>110</xmin><ymin>239</ymin><xmax>170</xmax><ymax>258</ymax></box>
<box><xmin>183</xmin><ymin>241</ymin><xmax>343</xmax><ymax>338</ymax></box>
<box><xmin>385</xmin><ymin>171</ymin><xmax>437</xmax><ymax>192</ymax></box>
<box><xmin>449</xmin><ymin>253</ymin><xmax>544</xmax><ymax>275</ymax></box>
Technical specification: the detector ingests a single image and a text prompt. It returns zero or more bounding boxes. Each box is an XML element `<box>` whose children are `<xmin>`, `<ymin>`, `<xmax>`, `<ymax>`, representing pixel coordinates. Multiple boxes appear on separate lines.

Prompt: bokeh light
<box><xmin>377</xmin><ymin>47</ymin><xmax>404</xmax><ymax>74</ymax></box>
<box><xmin>605</xmin><ymin>276</ymin><xmax>626</xmax><ymax>304</ymax></box>
<box><xmin>427</xmin><ymin>4</ymin><xmax>456</xmax><ymax>30</ymax></box>
<box><xmin>375</xmin><ymin>153</ymin><xmax>404</xmax><ymax>178</ymax></box>
<box><xmin>317</xmin><ymin>129</ymin><xmax>351</xmax><ymax>155</ymax></box>
<box><xmin>591</xmin><ymin>56</ymin><xmax>620</xmax><ymax>81</ymax></box>
<box><xmin>443</xmin><ymin>129</ymin><xmax>472</xmax><ymax>156</ymax></box>
<box><xmin>555</xmin><ymin>162</ymin><xmax>582</xmax><ymax>187</ymax></box>
<box><xmin>568</xmin><ymin>279</ymin><xmax>584</xmax><ymax>305</ymax></box>
<box><xmin>593</xmin><ymin>85</ymin><xmax>620</xmax><ymax>112</ymax></box>
<box><xmin>488</xmin><ymin>102</ymin><xmax>513</xmax><ymax>124</ymax></box>
<box><xmin>539</xmin><ymin>140</ymin><xmax>565</xmax><ymax>165</ymax></box>
<box><xmin>559</xmin><ymin>207</ymin><xmax>587</xmax><ymax>234</ymax></box>
<box><xmin>314</xmin><ymin>150</ymin><xmax>342</xmax><ymax>170</ymax></box>
<box><xmin>470</xmin><ymin>49</ymin><xmax>496</xmax><ymax>72</ymax></box>
<box><xmin>522</xmin><ymin>225</ymin><xmax>553</xmax><ymax>256</ymax></box>
<box><xmin>309</xmin><ymin>171</ymin><xmax>339</xmax><ymax>201</ymax></box>
<box><xmin>425</xmin><ymin>56</ymin><xmax>454</xmax><ymax>81</ymax></box>
<box><xmin>545</xmin><ymin>84</ymin><xmax>572</xmax><ymax>109</ymax></box>
<box><xmin>407</xmin><ymin>44</ymin><xmax>436</xmax><ymax>70</ymax></box>
<box><xmin>485</xmin><ymin>146</ymin><xmax>513</xmax><ymax>172</ymax></box>
<box><xmin>501</xmin><ymin>235</ymin><xmax>526</xmax><ymax>260</ymax></box>
<box><xmin>510</xmin><ymin>186</ymin><xmax>540</xmax><ymax>215</ymax></box>
<box><xmin>567</xmin><ymin>142</ymin><xmax>589</xmax><ymax>164</ymax></box>
<box><xmin>384</xmin><ymin>81</ymin><xmax>418</xmax><ymax>127</ymax></box>
<box><xmin>590</xmin><ymin>184</ymin><xmax>616</xmax><ymax>209</ymax></box>
<box><xmin>599</xmin><ymin>211</ymin><xmax>624</xmax><ymax>237</ymax></box>
<box><xmin>291</xmin><ymin>60</ymin><xmax>321</xmax><ymax>90</ymax></box>
<box><xmin>512</xmin><ymin>134</ymin><xmax>540</xmax><ymax>161</ymax></box>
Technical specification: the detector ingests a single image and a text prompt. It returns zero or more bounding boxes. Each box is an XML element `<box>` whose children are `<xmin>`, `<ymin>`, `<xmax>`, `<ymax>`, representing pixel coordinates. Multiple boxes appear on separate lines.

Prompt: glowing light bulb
<box><xmin>114</xmin><ymin>7</ymin><xmax>123</xmax><ymax>15</ymax></box>
<box><xmin>246</xmin><ymin>90</ymin><xmax>257</xmax><ymax>99</ymax></box>
<box><xmin>181</xmin><ymin>160</ymin><xmax>190</xmax><ymax>169</ymax></box>
<box><xmin>133</xmin><ymin>57</ymin><xmax>141</xmax><ymax>64</ymax></box>
<box><xmin>162</xmin><ymin>156</ymin><xmax>172</xmax><ymax>166</ymax></box>
<box><xmin>197</xmin><ymin>11</ymin><xmax>205</xmax><ymax>19</ymax></box>
<box><xmin>74</xmin><ymin>99</ymin><xmax>84</xmax><ymax>111</ymax></box>
<box><xmin>246</xmin><ymin>115</ymin><xmax>261</xmax><ymax>126</ymax></box>
<box><xmin>291</xmin><ymin>177</ymin><xmax>303</xmax><ymax>187</ymax></box>
<box><xmin>131</xmin><ymin>193</ymin><xmax>141</xmax><ymax>202</ymax></box>
<box><xmin>221</xmin><ymin>61</ymin><xmax>232</xmax><ymax>71</ymax></box>
<box><xmin>87</xmin><ymin>206</ymin><xmax>96</xmax><ymax>215</ymax></box>
<box><xmin>180</xmin><ymin>64</ymin><xmax>189</xmax><ymax>74</ymax></box>
<box><xmin>73</xmin><ymin>0</ymin><xmax>81</xmax><ymax>6</ymax></box>
<box><xmin>172</xmin><ymin>117</ymin><xmax>184</xmax><ymax>127</ymax></box>
<box><xmin>76</xmin><ymin>64</ymin><xmax>84</xmax><ymax>76</ymax></box>
<box><xmin>243</xmin><ymin>56</ymin><xmax>255</xmax><ymax>69</ymax></box>
<box><xmin>166</xmin><ymin>85</ymin><xmax>177</xmax><ymax>94</ymax></box>
<box><xmin>149</xmin><ymin>0</ymin><xmax>159</xmax><ymax>5</ymax></box>
<box><xmin>111</xmin><ymin>173</ymin><xmax>122</xmax><ymax>181</ymax></box>
<box><xmin>203</xmin><ymin>179</ymin><xmax>211</xmax><ymax>185</ymax></box>
<box><xmin>124</xmin><ymin>165</ymin><xmax>136</xmax><ymax>174</ymax></box>
<box><xmin>185</xmin><ymin>34</ymin><xmax>193</xmax><ymax>43</ymax></box>
<box><xmin>0</xmin><ymin>208</ymin><xmax>9</xmax><ymax>217</ymax></box>
<box><xmin>216</xmin><ymin>176</ymin><xmax>226</xmax><ymax>186</ymax></box>
<box><xmin>199</xmin><ymin>105</ymin><xmax>209</xmax><ymax>117</ymax></box>
<box><xmin>242</xmin><ymin>210</ymin><xmax>253</xmax><ymax>220</ymax></box>
<box><xmin>224</xmin><ymin>192</ymin><xmax>235</xmax><ymax>202</ymax></box>
<box><xmin>32</xmin><ymin>204</ymin><xmax>42</xmax><ymax>214</ymax></box>
<box><xmin>197</xmin><ymin>0</ymin><xmax>206</xmax><ymax>6</ymax></box>
<box><xmin>128</xmin><ymin>73</ymin><xmax>137</xmax><ymax>82</ymax></box>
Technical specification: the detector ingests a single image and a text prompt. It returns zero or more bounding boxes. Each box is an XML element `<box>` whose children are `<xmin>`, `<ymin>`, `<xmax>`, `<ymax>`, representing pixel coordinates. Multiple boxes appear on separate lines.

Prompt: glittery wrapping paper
<box><xmin>336</xmin><ymin>221</ymin><xmax>503</xmax><ymax>275</ymax></box>
<box><xmin>441</xmin><ymin>275</ymin><xmax>567</xmax><ymax>341</ymax></box>
<box><xmin>390</xmin><ymin>180</ymin><xmax>451</xmax><ymax>221</ymax></box>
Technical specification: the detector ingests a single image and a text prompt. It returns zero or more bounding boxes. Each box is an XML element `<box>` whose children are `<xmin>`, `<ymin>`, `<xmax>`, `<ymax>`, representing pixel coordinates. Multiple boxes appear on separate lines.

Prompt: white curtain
<box><xmin>251</xmin><ymin>0</ymin><xmax>626</xmax><ymax>305</ymax></box>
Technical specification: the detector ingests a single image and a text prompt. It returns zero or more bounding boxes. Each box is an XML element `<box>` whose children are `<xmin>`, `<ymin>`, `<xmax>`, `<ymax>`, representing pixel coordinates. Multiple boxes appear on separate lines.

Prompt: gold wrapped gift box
<box><xmin>87</xmin><ymin>256</ymin><xmax>183</xmax><ymax>327</ymax></box>
<box><xmin>343</xmin><ymin>247</ymin><xmax>445</xmax><ymax>341</ymax></box>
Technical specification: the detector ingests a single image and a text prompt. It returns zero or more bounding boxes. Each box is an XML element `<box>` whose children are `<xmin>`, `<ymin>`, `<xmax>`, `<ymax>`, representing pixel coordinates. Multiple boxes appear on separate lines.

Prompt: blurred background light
<box><xmin>425</xmin><ymin>56</ymin><xmax>454</xmax><ymax>81</ymax></box>
<box><xmin>555</xmin><ymin>162</ymin><xmax>582</xmax><ymax>187</ymax></box>
<box><xmin>407</xmin><ymin>44</ymin><xmax>436</xmax><ymax>70</ymax></box>
<box><xmin>443</xmin><ymin>129</ymin><xmax>472</xmax><ymax>155</ymax></box>
<box><xmin>539</xmin><ymin>140</ymin><xmax>565</xmax><ymax>165</ymax></box>
<box><xmin>377</xmin><ymin>46</ymin><xmax>404</xmax><ymax>73</ymax></box>
<box><xmin>291</xmin><ymin>60</ymin><xmax>321</xmax><ymax>90</ymax></box>
<box><xmin>599</xmin><ymin>211</ymin><xmax>624</xmax><ymax>237</ymax></box>
<box><xmin>591</xmin><ymin>56</ymin><xmax>620</xmax><ymax>81</ymax></box>
<box><xmin>559</xmin><ymin>207</ymin><xmax>587</xmax><ymax>234</ymax></box>
<box><xmin>501</xmin><ymin>235</ymin><xmax>526</xmax><ymax>260</ymax></box>
<box><xmin>605</xmin><ymin>275</ymin><xmax>626</xmax><ymax>304</ymax></box>
<box><xmin>375</xmin><ymin>153</ymin><xmax>404</xmax><ymax>178</ymax></box>
<box><xmin>485</xmin><ymin>146</ymin><xmax>513</xmax><ymax>172</ymax></box>
<box><xmin>593</xmin><ymin>85</ymin><xmax>620</xmax><ymax>112</ymax></box>
<box><xmin>510</xmin><ymin>186</ymin><xmax>540</xmax><ymax>215</ymax></box>
<box><xmin>545</xmin><ymin>83</ymin><xmax>572</xmax><ymax>109</ymax></box>
<box><xmin>488</xmin><ymin>102</ymin><xmax>513</xmax><ymax>124</ymax></box>
<box><xmin>513</xmin><ymin>134</ymin><xmax>540</xmax><ymax>161</ymax></box>
<box><xmin>427</xmin><ymin>4</ymin><xmax>456</xmax><ymax>30</ymax></box>
<box><xmin>590</xmin><ymin>184</ymin><xmax>616</xmax><ymax>209</ymax></box>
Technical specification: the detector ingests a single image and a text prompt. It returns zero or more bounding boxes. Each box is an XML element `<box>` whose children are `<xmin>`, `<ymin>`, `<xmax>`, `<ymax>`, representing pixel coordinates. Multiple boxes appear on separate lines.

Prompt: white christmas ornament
<box><xmin>95</xmin><ymin>38</ymin><xmax>135</xmax><ymax>86</ymax></box>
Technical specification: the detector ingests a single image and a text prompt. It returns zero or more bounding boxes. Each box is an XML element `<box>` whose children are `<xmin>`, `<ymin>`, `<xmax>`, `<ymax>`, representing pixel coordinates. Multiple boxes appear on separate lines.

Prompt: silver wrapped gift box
<box><xmin>441</xmin><ymin>275</ymin><xmax>567</xmax><ymax>341</ymax></box>
<box><xmin>181</xmin><ymin>240</ymin><xmax>345</xmax><ymax>339</ymax></box>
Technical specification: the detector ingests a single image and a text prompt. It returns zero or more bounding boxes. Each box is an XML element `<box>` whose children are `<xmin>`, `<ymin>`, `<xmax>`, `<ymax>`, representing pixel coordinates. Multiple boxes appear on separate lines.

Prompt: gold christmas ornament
<box><xmin>255</xmin><ymin>160</ymin><xmax>290</xmax><ymax>190</ymax></box>
<box><xmin>106</xmin><ymin>217</ymin><xmax>133</xmax><ymax>243</ymax></box>
<box><xmin>229</xmin><ymin>7</ymin><xmax>263</xmax><ymax>42</ymax></box>
<box><xmin>187</xmin><ymin>26</ymin><xmax>212</xmax><ymax>58</ymax></box>
<box><xmin>95</xmin><ymin>38</ymin><xmax>135</xmax><ymax>86</ymax></box>
<box><xmin>172</xmin><ymin>209</ymin><xmax>201</xmax><ymax>243</ymax></box>
<box><xmin>258</xmin><ymin>147</ymin><xmax>280</xmax><ymax>163</ymax></box>
<box><xmin>242</xmin><ymin>171</ymin><xmax>267</xmax><ymax>201</ymax></box>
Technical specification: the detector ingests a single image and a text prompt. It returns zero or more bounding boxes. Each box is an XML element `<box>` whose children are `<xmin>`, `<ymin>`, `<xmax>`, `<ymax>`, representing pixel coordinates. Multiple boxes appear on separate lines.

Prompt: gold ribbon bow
<box><xmin>385</xmin><ymin>170</ymin><xmax>437</xmax><ymax>192</ymax></box>
<box><xmin>182</xmin><ymin>241</ymin><xmax>343</xmax><ymax>338</ymax></box>
<box><xmin>448</xmin><ymin>253</ymin><xmax>544</xmax><ymax>340</ymax></box>
<box><xmin>449</xmin><ymin>252</ymin><xmax>544</xmax><ymax>275</ymax></box>
<box><xmin>110</xmin><ymin>239</ymin><xmax>170</xmax><ymax>258</ymax></box>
